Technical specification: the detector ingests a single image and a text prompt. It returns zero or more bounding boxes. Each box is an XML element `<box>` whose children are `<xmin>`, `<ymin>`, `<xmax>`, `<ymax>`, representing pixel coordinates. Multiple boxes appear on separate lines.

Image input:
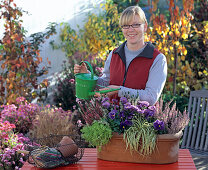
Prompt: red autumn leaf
<box><xmin>47</xmin><ymin>57</ymin><xmax>51</xmax><ymax>65</ymax></box>
<box><xmin>16</xmin><ymin>64</ymin><xmax>21</xmax><ymax>68</ymax></box>
<box><xmin>16</xmin><ymin>35</ymin><xmax>22</xmax><ymax>42</ymax></box>
<box><xmin>168</xmin><ymin>77</ymin><xmax>173</xmax><ymax>82</ymax></box>
<box><xmin>6</xmin><ymin>39</ymin><xmax>11</xmax><ymax>44</ymax></box>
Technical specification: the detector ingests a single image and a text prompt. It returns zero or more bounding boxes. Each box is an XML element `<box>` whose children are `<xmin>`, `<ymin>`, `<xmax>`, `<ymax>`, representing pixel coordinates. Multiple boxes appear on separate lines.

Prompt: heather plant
<box><xmin>0</xmin><ymin>120</ymin><xmax>29</xmax><ymax>169</ymax></box>
<box><xmin>29</xmin><ymin>105</ymin><xmax>76</xmax><ymax>147</ymax></box>
<box><xmin>77</xmin><ymin>98</ymin><xmax>104</xmax><ymax>125</ymax></box>
<box><xmin>0</xmin><ymin>97</ymin><xmax>40</xmax><ymax>134</ymax></box>
<box><xmin>154</xmin><ymin>97</ymin><xmax>189</xmax><ymax>134</ymax></box>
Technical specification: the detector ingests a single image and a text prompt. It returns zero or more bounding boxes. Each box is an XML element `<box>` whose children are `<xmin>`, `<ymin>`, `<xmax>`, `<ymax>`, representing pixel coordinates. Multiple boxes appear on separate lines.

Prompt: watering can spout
<box><xmin>89</xmin><ymin>88</ymin><xmax>121</xmax><ymax>96</ymax></box>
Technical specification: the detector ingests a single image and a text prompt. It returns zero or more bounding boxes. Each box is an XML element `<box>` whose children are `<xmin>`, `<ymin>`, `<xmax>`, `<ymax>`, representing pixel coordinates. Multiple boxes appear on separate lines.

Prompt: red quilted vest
<box><xmin>109</xmin><ymin>42</ymin><xmax>160</xmax><ymax>91</ymax></box>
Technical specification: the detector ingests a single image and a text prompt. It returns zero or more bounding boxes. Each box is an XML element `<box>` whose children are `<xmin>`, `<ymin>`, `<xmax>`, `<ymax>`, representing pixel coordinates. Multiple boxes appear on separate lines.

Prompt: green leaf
<box><xmin>0</xmin><ymin>44</ymin><xmax>3</xmax><ymax>50</ymax></box>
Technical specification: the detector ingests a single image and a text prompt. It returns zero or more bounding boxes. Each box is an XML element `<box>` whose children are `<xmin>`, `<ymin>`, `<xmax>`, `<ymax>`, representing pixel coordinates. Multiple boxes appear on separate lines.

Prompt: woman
<box><xmin>74</xmin><ymin>6</ymin><xmax>167</xmax><ymax>106</ymax></box>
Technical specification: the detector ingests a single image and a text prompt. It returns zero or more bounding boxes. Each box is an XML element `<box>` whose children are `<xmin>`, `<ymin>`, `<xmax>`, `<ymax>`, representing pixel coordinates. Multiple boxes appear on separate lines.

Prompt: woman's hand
<box><xmin>105</xmin><ymin>85</ymin><xmax>120</xmax><ymax>98</ymax></box>
<box><xmin>74</xmin><ymin>62</ymin><xmax>88</xmax><ymax>74</ymax></box>
<box><xmin>94</xmin><ymin>85</ymin><xmax>120</xmax><ymax>98</ymax></box>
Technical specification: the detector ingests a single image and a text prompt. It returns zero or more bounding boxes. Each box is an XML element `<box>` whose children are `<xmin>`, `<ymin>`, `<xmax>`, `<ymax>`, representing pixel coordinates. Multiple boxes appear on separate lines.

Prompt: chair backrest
<box><xmin>181</xmin><ymin>90</ymin><xmax>208</xmax><ymax>154</ymax></box>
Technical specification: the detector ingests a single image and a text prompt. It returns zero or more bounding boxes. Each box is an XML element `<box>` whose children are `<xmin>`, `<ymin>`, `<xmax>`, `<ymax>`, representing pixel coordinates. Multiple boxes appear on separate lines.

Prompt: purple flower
<box><xmin>137</xmin><ymin>101</ymin><xmax>149</xmax><ymax>109</ymax></box>
<box><xmin>137</xmin><ymin>108</ymin><xmax>145</xmax><ymax>114</ymax></box>
<box><xmin>144</xmin><ymin>106</ymin><xmax>156</xmax><ymax>118</ymax></box>
<box><xmin>120</xmin><ymin>120</ymin><xmax>132</xmax><ymax>130</ymax></box>
<box><xmin>119</xmin><ymin>111</ymin><xmax>125</xmax><ymax>119</ymax></box>
<box><xmin>124</xmin><ymin>103</ymin><xmax>139</xmax><ymax>113</ymax></box>
<box><xmin>101</xmin><ymin>97</ymin><xmax>109</xmax><ymax>103</ymax></box>
<box><xmin>102</xmin><ymin>101</ymin><xmax>110</xmax><ymax>109</ymax></box>
<box><xmin>112</xmin><ymin>99</ymin><xmax>118</xmax><ymax>104</ymax></box>
<box><xmin>153</xmin><ymin>120</ymin><xmax>165</xmax><ymax>131</ymax></box>
<box><xmin>108</xmin><ymin>110</ymin><xmax>117</xmax><ymax>120</ymax></box>
<box><xmin>120</xmin><ymin>97</ymin><xmax>128</xmax><ymax>104</ymax></box>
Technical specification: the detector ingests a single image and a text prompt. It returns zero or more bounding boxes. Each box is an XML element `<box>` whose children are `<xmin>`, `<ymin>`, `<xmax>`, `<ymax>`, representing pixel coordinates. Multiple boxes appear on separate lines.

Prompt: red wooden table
<box><xmin>22</xmin><ymin>148</ymin><xmax>196</xmax><ymax>170</ymax></box>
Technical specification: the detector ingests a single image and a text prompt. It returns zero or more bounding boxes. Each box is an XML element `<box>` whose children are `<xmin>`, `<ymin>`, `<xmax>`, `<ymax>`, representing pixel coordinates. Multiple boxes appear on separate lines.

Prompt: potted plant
<box><xmin>78</xmin><ymin>97</ymin><xmax>189</xmax><ymax>164</ymax></box>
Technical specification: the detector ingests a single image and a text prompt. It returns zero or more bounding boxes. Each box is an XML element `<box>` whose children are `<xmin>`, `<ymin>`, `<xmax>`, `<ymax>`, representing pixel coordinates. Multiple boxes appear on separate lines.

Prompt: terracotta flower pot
<box><xmin>97</xmin><ymin>131</ymin><xmax>183</xmax><ymax>164</ymax></box>
<box><xmin>57</xmin><ymin>136</ymin><xmax>78</xmax><ymax>158</ymax></box>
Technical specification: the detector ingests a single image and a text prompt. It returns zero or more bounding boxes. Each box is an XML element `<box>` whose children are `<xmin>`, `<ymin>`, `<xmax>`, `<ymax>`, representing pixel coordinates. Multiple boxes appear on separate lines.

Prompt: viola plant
<box><xmin>78</xmin><ymin>96</ymin><xmax>189</xmax><ymax>155</ymax></box>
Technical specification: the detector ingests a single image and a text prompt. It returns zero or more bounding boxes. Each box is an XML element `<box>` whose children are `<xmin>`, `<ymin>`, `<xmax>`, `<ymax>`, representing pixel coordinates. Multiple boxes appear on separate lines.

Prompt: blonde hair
<box><xmin>119</xmin><ymin>6</ymin><xmax>147</xmax><ymax>26</ymax></box>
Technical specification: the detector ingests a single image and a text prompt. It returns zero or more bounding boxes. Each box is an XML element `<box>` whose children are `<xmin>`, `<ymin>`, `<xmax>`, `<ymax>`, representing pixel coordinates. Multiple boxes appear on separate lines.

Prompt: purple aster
<box><xmin>153</xmin><ymin>120</ymin><xmax>165</xmax><ymax>131</ymax></box>
<box><xmin>102</xmin><ymin>101</ymin><xmax>110</xmax><ymax>109</ymax></box>
<box><xmin>108</xmin><ymin>110</ymin><xmax>117</xmax><ymax>120</ymax></box>
<box><xmin>120</xmin><ymin>97</ymin><xmax>128</xmax><ymax>104</ymax></box>
<box><xmin>137</xmin><ymin>101</ymin><xmax>149</xmax><ymax>109</ymax></box>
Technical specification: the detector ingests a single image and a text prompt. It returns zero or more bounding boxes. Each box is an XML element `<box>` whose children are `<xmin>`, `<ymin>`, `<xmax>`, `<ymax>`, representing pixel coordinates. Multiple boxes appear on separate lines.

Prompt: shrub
<box><xmin>0</xmin><ymin>0</ymin><xmax>57</xmax><ymax>104</ymax></box>
<box><xmin>53</xmin><ymin>62</ymin><xmax>77</xmax><ymax>111</ymax></box>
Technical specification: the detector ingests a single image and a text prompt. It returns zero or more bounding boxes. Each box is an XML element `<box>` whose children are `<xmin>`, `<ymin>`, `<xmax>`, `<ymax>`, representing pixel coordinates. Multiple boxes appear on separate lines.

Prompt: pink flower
<box><xmin>16</xmin><ymin>97</ymin><xmax>26</xmax><ymax>103</ymax></box>
<box><xmin>69</xmin><ymin>79</ymin><xmax>75</xmax><ymax>84</ymax></box>
<box><xmin>77</xmin><ymin>120</ymin><xmax>83</xmax><ymax>127</ymax></box>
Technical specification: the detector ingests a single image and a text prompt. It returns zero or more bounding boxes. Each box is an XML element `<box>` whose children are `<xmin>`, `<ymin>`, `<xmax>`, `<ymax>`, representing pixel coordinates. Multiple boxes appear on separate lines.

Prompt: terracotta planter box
<box><xmin>97</xmin><ymin>131</ymin><xmax>183</xmax><ymax>164</ymax></box>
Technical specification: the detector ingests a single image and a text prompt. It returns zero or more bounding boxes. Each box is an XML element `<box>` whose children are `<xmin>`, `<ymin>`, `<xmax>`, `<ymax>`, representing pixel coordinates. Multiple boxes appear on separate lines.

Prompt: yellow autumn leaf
<box><xmin>203</xmin><ymin>70</ymin><xmax>208</xmax><ymax>75</ymax></box>
<box><xmin>175</xmin><ymin>41</ymin><xmax>180</xmax><ymax>46</ymax></box>
<box><xmin>164</xmin><ymin>47</ymin><xmax>168</xmax><ymax>52</ymax></box>
<box><xmin>198</xmin><ymin>71</ymin><xmax>203</xmax><ymax>76</ymax></box>
<box><xmin>109</xmin><ymin>46</ymin><xmax>114</xmax><ymax>51</ymax></box>
<box><xmin>182</xmin><ymin>33</ymin><xmax>188</xmax><ymax>39</ymax></box>
<box><xmin>181</xmin><ymin>55</ymin><xmax>185</xmax><ymax>61</ymax></box>
<box><xmin>181</xmin><ymin>66</ymin><xmax>186</xmax><ymax>71</ymax></box>
<box><xmin>175</xmin><ymin>30</ymin><xmax>180</xmax><ymax>37</ymax></box>
<box><xmin>187</xmin><ymin>69</ymin><xmax>193</xmax><ymax>77</ymax></box>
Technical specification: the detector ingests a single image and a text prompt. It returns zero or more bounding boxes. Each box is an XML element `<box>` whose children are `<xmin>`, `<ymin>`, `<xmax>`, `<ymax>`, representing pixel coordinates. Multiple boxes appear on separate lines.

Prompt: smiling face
<box><xmin>122</xmin><ymin>15</ymin><xmax>147</xmax><ymax>50</ymax></box>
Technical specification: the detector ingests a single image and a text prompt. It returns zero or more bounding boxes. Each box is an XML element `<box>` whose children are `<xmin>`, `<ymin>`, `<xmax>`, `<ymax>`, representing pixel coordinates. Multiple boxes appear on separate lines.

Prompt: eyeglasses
<box><xmin>121</xmin><ymin>23</ymin><xmax>143</xmax><ymax>29</ymax></box>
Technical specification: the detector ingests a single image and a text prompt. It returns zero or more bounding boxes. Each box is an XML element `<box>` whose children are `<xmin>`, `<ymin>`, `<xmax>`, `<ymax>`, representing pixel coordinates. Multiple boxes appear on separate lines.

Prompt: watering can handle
<box><xmin>79</xmin><ymin>61</ymin><xmax>94</xmax><ymax>80</ymax></box>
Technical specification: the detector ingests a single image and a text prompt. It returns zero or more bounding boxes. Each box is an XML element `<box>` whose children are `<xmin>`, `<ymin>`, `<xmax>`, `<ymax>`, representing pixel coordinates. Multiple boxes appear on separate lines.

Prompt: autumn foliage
<box><xmin>0</xmin><ymin>0</ymin><xmax>56</xmax><ymax>104</ymax></box>
<box><xmin>146</xmin><ymin>0</ymin><xmax>207</xmax><ymax>95</ymax></box>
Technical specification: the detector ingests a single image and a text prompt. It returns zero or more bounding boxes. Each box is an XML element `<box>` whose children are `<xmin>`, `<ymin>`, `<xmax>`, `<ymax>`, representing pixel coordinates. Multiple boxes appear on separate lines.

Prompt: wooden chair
<box><xmin>181</xmin><ymin>89</ymin><xmax>208</xmax><ymax>155</ymax></box>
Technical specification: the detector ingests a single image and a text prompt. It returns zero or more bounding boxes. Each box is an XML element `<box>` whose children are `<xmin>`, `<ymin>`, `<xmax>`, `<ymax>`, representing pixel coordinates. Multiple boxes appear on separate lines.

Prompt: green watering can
<box><xmin>75</xmin><ymin>61</ymin><xmax>120</xmax><ymax>99</ymax></box>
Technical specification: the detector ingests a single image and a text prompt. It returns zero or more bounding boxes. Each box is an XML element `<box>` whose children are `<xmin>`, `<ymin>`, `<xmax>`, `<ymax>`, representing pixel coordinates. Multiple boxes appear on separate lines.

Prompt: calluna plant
<box><xmin>77</xmin><ymin>98</ymin><xmax>104</xmax><ymax>125</ymax></box>
<box><xmin>154</xmin><ymin>97</ymin><xmax>189</xmax><ymax>134</ymax></box>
